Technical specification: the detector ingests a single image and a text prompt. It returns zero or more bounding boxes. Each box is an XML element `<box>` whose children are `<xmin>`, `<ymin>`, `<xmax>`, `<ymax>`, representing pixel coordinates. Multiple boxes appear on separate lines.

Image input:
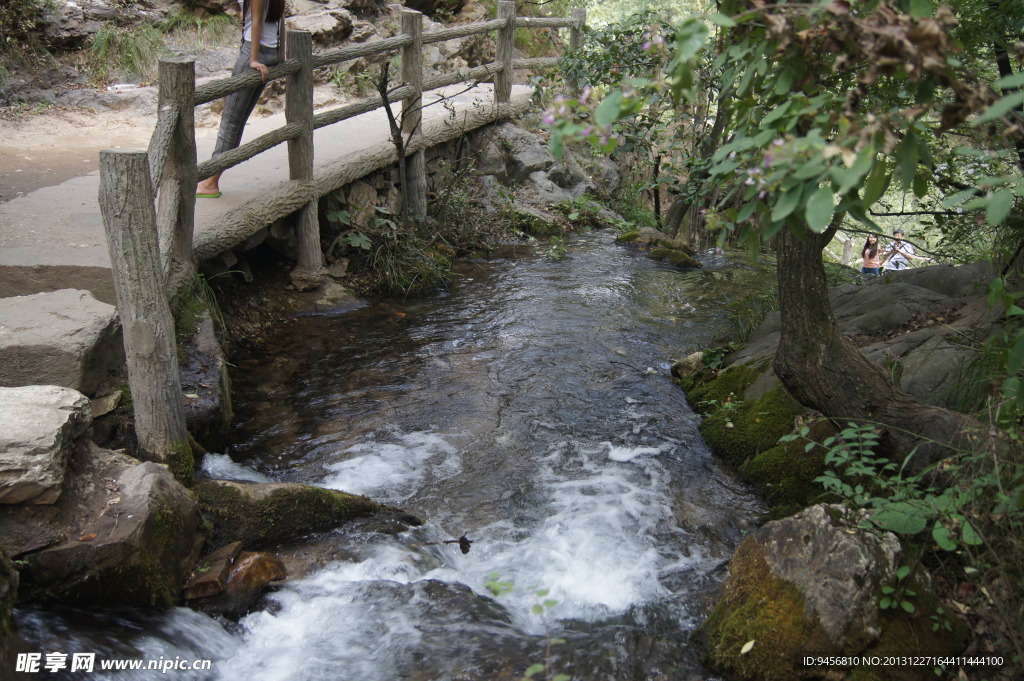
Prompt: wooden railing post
<box><xmin>98</xmin><ymin>150</ymin><xmax>191</xmax><ymax>478</ymax></box>
<box><xmin>155</xmin><ymin>58</ymin><xmax>197</xmax><ymax>295</ymax></box>
<box><xmin>286</xmin><ymin>29</ymin><xmax>325</xmax><ymax>290</ymax></box>
<box><xmin>495</xmin><ymin>1</ymin><xmax>516</xmax><ymax>107</ymax></box>
<box><xmin>402</xmin><ymin>9</ymin><xmax>427</xmax><ymax>221</ymax></box>
<box><xmin>569</xmin><ymin>8</ymin><xmax>586</xmax><ymax>94</ymax></box>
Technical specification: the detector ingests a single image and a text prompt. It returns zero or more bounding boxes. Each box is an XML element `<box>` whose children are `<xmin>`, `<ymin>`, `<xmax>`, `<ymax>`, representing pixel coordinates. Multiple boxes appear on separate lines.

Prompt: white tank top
<box><xmin>240</xmin><ymin>0</ymin><xmax>280</xmax><ymax>49</ymax></box>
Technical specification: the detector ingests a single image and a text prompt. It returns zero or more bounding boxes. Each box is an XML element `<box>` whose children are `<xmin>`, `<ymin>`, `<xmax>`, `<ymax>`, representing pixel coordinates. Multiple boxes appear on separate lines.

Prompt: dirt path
<box><xmin>0</xmin><ymin>108</ymin><xmax>157</xmax><ymax>203</ymax></box>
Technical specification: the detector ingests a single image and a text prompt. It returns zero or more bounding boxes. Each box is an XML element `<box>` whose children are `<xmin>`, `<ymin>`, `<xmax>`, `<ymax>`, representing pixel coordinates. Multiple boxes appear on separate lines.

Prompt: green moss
<box><xmin>849</xmin><ymin>577</ymin><xmax>969</xmax><ymax>681</ymax></box>
<box><xmin>650</xmin><ymin>247</ymin><xmax>703</xmax><ymax>269</ymax></box>
<box><xmin>195</xmin><ymin>480</ymin><xmax>402</xmax><ymax>548</ymax></box>
<box><xmin>700</xmin><ymin>387</ymin><xmax>806</xmax><ymax>468</ymax></box>
<box><xmin>616</xmin><ymin>230</ymin><xmax>641</xmax><ymax>243</ymax></box>
<box><xmin>741</xmin><ymin>420</ymin><xmax>835</xmax><ymax>517</ymax></box>
<box><xmin>687</xmin><ymin>361</ymin><xmax>769</xmax><ymax>413</ymax></box>
<box><xmin>169</xmin><ymin>439</ymin><xmax>195</xmax><ymax>487</ymax></box>
<box><xmin>700</xmin><ymin>542</ymin><xmax>831</xmax><ymax>681</ymax></box>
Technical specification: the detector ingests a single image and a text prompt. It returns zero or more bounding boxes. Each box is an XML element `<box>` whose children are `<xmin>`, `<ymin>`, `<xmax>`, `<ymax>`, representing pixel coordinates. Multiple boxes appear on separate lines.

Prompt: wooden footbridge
<box><xmin>94</xmin><ymin>2</ymin><xmax>586</xmax><ymax>468</ymax></box>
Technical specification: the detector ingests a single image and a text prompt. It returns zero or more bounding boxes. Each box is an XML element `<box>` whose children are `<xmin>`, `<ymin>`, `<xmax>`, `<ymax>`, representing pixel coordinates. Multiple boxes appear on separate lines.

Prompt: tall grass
<box><xmin>89</xmin><ymin>23</ymin><xmax>166</xmax><ymax>83</ymax></box>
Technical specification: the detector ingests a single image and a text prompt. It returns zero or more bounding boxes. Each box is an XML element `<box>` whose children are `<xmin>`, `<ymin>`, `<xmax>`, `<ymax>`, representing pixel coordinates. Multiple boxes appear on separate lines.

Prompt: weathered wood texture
<box><xmin>513</xmin><ymin>57</ymin><xmax>559</xmax><ymax>70</ymax></box>
<box><xmin>155</xmin><ymin>59</ymin><xmax>197</xmax><ymax>293</ymax></box>
<box><xmin>313</xmin><ymin>34</ymin><xmax>413</xmax><ymax>69</ymax></box>
<box><xmin>495</xmin><ymin>1</ymin><xmax>516</xmax><ymax>105</ymax></box>
<box><xmin>193</xmin><ymin>90</ymin><xmax>532</xmax><ymax>260</ymax></box>
<box><xmin>424</xmin><ymin>62</ymin><xmax>504</xmax><ymax>91</ymax></box>
<box><xmin>422</xmin><ymin>18</ymin><xmax>506</xmax><ymax>45</ymax></box>
<box><xmin>402</xmin><ymin>10</ymin><xmax>427</xmax><ymax>220</ymax></box>
<box><xmin>569</xmin><ymin>8</ymin><xmax>586</xmax><ymax>93</ymax></box>
<box><xmin>517</xmin><ymin>17</ymin><xmax>576</xmax><ymax>28</ymax></box>
<box><xmin>98</xmin><ymin>150</ymin><xmax>189</xmax><ymax>466</ymax></box>
<box><xmin>196</xmin><ymin>123</ymin><xmax>302</xmax><ymax>181</ymax></box>
<box><xmin>313</xmin><ymin>86</ymin><xmax>415</xmax><ymax>130</ymax></box>
<box><xmin>193</xmin><ymin>60</ymin><xmax>300</xmax><ymax>106</ymax></box>
<box><xmin>147</xmin><ymin>102</ymin><xmax>179</xmax><ymax>190</ymax></box>
<box><xmin>286</xmin><ymin>31</ymin><xmax>325</xmax><ymax>287</ymax></box>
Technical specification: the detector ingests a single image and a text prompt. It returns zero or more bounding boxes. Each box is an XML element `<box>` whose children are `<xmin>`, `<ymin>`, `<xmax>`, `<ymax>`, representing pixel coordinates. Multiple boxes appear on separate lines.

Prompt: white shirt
<box><xmin>240</xmin><ymin>0</ymin><xmax>280</xmax><ymax>49</ymax></box>
<box><xmin>883</xmin><ymin>240</ymin><xmax>915</xmax><ymax>270</ymax></box>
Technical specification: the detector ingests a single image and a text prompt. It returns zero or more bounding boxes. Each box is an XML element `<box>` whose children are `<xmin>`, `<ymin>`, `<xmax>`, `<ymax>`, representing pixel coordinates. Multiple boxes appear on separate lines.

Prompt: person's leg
<box><xmin>197</xmin><ymin>41</ymin><xmax>270</xmax><ymax>196</ymax></box>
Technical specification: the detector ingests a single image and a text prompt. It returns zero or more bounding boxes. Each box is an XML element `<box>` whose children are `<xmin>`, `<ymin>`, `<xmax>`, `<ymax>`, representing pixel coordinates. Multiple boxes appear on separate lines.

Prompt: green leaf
<box><xmin>805</xmin><ymin>186</ymin><xmax>835</xmax><ymax>231</ymax></box>
<box><xmin>761</xmin><ymin>101</ymin><xmax>792</xmax><ymax>126</ymax></box>
<box><xmin>552</xmin><ymin>676</ymin><xmax>571</xmax><ymax>681</ymax></box>
<box><xmin>774</xmin><ymin>69</ymin><xmax>793</xmax><ymax>96</ymax></box>
<box><xmin>772</xmin><ymin>188</ymin><xmax>801</xmax><ymax>222</ymax></box>
<box><xmin>913</xmin><ymin>172</ymin><xmax>929</xmax><ymax>199</ymax></box>
<box><xmin>532</xmin><ymin>604</ymin><xmax>544</xmax><ymax>615</ymax></box>
<box><xmin>871</xmin><ymin>502</ymin><xmax>929</xmax><ymax>534</ymax></box>
<box><xmin>901</xmin><ymin>600</ymin><xmax>917</xmax><ymax>613</ymax></box>
<box><xmin>974</xmin><ymin>91</ymin><xmax>1024</xmax><ymax>125</ymax></box>
<box><xmin>909</xmin><ymin>0</ymin><xmax>932</xmax><ymax>17</ymax></box>
<box><xmin>595</xmin><ymin>91</ymin><xmax>623</xmax><ymax>128</ymax></box>
<box><xmin>961</xmin><ymin>519</ymin><xmax>984</xmax><ymax>546</ymax></box>
<box><xmin>740</xmin><ymin>640</ymin><xmax>756</xmax><ymax>655</ymax></box>
<box><xmin>708</xmin><ymin>12</ymin><xmax>736</xmax><ymax>27</ymax></box>
<box><xmin>897</xmin><ymin>565</ymin><xmax>911</xmax><ymax>580</ymax></box>
<box><xmin>880</xmin><ymin>596</ymin><xmax>892</xmax><ymax>609</ymax></box>
<box><xmin>524</xmin><ymin>663</ymin><xmax>545</xmax><ymax>678</ymax></box>
<box><xmin>898</xmin><ymin>134</ymin><xmax>919</xmax><ymax>192</ymax></box>
<box><xmin>862</xmin><ymin>162</ymin><xmax>890</xmax><ymax>205</ymax></box>
<box><xmin>1007</xmin><ymin>334</ymin><xmax>1024</xmax><ymax>373</ymax></box>
<box><xmin>932</xmin><ymin>524</ymin><xmax>957</xmax><ymax>551</ymax></box>
<box><xmin>986</xmin><ymin>190</ymin><xmax>1014</xmax><ymax>226</ymax></box>
<box><xmin>995</xmin><ymin>72</ymin><xmax>1024</xmax><ymax>90</ymax></box>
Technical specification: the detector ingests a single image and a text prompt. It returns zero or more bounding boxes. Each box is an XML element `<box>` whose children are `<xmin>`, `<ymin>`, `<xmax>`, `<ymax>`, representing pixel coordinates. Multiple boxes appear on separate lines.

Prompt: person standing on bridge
<box><xmin>196</xmin><ymin>0</ymin><xmax>286</xmax><ymax>198</ymax></box>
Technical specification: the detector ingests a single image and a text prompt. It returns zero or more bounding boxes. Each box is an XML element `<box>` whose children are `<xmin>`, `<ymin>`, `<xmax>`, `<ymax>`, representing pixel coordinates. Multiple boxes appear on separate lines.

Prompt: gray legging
<box><xmin>212</xmin><ymin>40</ymin><xmax>281</xmax><ymax>157</ymax></box>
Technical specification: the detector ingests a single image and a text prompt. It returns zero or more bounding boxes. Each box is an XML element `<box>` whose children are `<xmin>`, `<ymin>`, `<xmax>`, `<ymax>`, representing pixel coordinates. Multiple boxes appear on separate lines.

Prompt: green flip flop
<box><xmin>196</xmin><ymin>191</ymin><xmax>222</xmax><ymax>198</ymax></box>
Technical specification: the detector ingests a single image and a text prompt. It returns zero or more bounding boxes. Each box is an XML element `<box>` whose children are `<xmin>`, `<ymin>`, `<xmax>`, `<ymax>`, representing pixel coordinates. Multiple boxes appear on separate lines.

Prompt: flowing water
<box><xmin>18</xmin><ymin>231</ymin><xmax>775</xmax><ymax>680</ymax></box>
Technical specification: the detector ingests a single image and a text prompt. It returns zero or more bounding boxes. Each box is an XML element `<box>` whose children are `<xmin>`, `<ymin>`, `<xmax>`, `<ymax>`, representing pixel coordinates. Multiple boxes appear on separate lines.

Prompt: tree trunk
<box><xmin>773</xmin><ymin>222</ymin><xmax>984</xmax><ymax>471</ymax></box>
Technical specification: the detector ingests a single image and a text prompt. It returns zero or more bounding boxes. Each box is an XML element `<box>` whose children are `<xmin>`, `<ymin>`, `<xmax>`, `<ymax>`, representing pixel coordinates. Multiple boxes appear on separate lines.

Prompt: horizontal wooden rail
<box><xmin>423</xmin><ymin>62</ymin><xmax>504</xmax><ymax>91</ymax></box>
<box><xmin>513</xmin><ymin>57</ymin><xmax>560</xmax><ymax>70</ymax></box>
<box><xmin>422</xmin><ymin>18</ymin><xmax>507</xmax><ymax>45</ymax></box>
<box><xmin>516</xmin><ymin>17</ymin><xmax>579</xmax><ymax>28</ymax></box>
<box><xmin>313</xmin><ymin>34</ymin><xmax>413</xmax><ymax>69</ymax></box>
<box><xmin>312</xmin><ymin>84</ymin><xmax>415</xmax><ymax>130</ymax></box>
<box><xmin>197</xmin><ymin>121</ymin><xmax>302</xmax><ymax>180</ymax></box>
<box><xmin>194</xmin><ymin>59</ymin><xmax>300</xmax><ymax>106</ymax></box>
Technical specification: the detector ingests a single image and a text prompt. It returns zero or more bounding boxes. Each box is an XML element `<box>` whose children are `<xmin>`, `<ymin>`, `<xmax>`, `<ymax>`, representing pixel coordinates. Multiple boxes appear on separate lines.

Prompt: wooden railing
<box><xmin>96</xmin><ymin>1</ymin><xmax>585</xmax><ymax>466</ymax></box>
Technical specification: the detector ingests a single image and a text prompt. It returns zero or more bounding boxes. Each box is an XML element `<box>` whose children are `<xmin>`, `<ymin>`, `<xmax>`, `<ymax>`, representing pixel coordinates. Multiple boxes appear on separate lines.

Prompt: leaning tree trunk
<box><xmin>773</xmin><ymin>221</ymin><xmax>986</xmax><ymax>471</ymax></box>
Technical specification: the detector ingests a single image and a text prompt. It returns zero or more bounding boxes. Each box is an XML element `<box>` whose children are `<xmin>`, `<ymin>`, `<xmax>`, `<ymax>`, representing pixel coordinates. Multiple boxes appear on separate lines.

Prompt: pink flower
<box><xmin>543</xmin><ymin>114</ymin><xmax>555</xmax><ymax>125</ymax></box>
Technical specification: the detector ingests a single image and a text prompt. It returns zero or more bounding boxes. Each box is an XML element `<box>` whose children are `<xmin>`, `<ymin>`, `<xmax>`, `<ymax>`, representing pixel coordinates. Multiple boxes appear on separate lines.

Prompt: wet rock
<box><xmin>187</xmin><ymin>547</ymin><xmax>287</xmax><ymax>617</ymax></box>
<box><xmin>183</xmin><ymin>541</ymin><xmax>242</xmax><ymax>600</ymax></box>
<box><xmin>700</xmin><ymin>504</ymin><xmax>966</xmax><ymax>681</ymax></box>
<box><xmin>499</xmin><ymin>123</ymin><xmax>556</xmax><ymax>180</ymax></box>
<box><xmin>616</xmin><ymin>227</ymin><xmax>704</xmax><ymax>268</ymax></box>
<box><xmin>508</xmin><ymin>202</ymin><xmax>566</xmax><ymax>237</ymax></box>
<box><xmin>0</xmin><ymin>386</ymin><xmax>91</xmax><ymax>505</ymax></box>
<box><xmin>0</xmin><ymin>544</ymin><xmax>19</xmax><ymax>674</ymax></box>
<box><xmin>179</xmin><ymin>310</ymin><xmax>232</xmax><ymax>453</ymax></box>
<box><xmin>671</xmin><ymin>352</ymin><xmax>704</xmax><ymax>380</ymax></box>
<box><xmin>0</xmin><ymin>289</ymin><xmax>124</xmax><ymax>397</ymax></box>
<box><xmin>195</xmin><ymin>479</ymin><xmax>422</xmax><ymax>547</ymax></box>
<box><xmin>9</xmin><ymin>445</ymin><xmax>205</xmax><ymax>609</ymax></box>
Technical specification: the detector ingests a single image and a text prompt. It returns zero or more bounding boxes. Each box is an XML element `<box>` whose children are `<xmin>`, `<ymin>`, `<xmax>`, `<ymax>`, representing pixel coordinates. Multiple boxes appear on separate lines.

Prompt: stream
<box><xmin>18</xmin><ymin>230</ymin><xmax>774</xmax><ymax>680</ymax></box>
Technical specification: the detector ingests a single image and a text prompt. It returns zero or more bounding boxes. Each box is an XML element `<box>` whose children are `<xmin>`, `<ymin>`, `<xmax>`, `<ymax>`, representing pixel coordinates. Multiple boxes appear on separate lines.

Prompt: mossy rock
<box><xmin>741</xmin><ymin>419</ymin><xmax>836</xmax><ymax>516</ymax></box>
<box><xmin>699</xmin><ymin>386</ymin><xmax>806</xmax><ymax>468</ymax></box>
<box><xmin>686</xmin><ymin>361</ymin><xmax>769</xmax><ymax>413</ymax></box>
<box><xmin>195</xmin><ymin>479</ymin><xmax>422</xmax><ymax>548</ymax></box>
<box><xmin>650</xmin><ymin>247</ymin><xmax>703</xmax><ymax>269</ymax></box>
<box><xmin>699</xmin><ymin>541</ymin><xmax>832</xmax><ymax>681</ymax></box>
<box><xmin>616</xmin><ymin>229</ymin><xmax>641</xmax><ymax>243</ymax></box>
<box><xmin>509</xmin><ymin>203</ymin><xmax>565</xmax><ymax>237</ymax></box>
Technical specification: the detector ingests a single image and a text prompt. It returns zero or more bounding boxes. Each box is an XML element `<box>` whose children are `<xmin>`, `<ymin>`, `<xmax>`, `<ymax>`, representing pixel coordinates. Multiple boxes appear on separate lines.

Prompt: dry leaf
<box><xmin>79</xmin><ymin>533</ymin><xmax>97</xmax><ymax>541</ymax></box>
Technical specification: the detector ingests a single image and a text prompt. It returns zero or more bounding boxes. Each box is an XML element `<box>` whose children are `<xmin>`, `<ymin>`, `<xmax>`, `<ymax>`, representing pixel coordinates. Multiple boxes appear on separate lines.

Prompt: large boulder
<box><xmin>0</xmin><ymin>289</ymin><xmax>124</xmax><ymax>397</ymax></box>
<box><xmin>721</xmin><ymin>264</ymin><xmax>1001</xmax><ymax>410</ymax></box>
<box><xmin>287</xmin><ymin>8</ymin><xmax>354</xmax><ymax>45</ymax></box>
<box><xmin>0</xmin><ymin>385</ymin><xmax>91</xmax><ymax>505</ymax></box>
<box><xmin>700</xmin><ymin>504</ymin><xmax>966</xmax><ymax>681</ymax></box>
<box><xmin>5</xmin><ymin>445</ymin><xmax>205</xmax><ymax>609</ymax></box>
<box><xmin>195</xmin><ymin>479</ymin><xmax>421</xmax><ymax>548</ymax></box>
